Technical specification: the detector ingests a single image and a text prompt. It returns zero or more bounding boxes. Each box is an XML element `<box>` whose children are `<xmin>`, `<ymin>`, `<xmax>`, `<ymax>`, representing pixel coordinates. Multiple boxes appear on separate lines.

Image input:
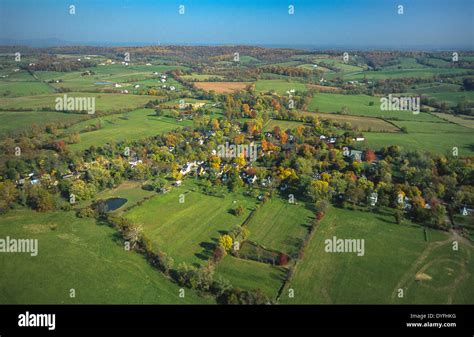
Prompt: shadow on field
<box><xmin>195</xmin><ymin>240</ymin><xmax>216</xmax><ymax>263</ymax></box>
<box><xmin>375</xmin><ymin>216</ymin><xmax>394</xmax><ymax>225</ymax></box>
<box><xmin>282</xmin><ymin>236</ymin><xmax>304</xmax><ymax>253</ymax></box>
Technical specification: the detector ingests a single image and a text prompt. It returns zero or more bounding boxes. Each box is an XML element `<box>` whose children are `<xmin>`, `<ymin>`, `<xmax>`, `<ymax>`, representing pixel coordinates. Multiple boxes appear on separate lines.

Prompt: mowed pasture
<box><xmin>194</xmin><ymin>81</ymin><xmax>251</xmax><ymax>93</ymax></box>
<box><xmin>309</xmin><ymin>93</ymin><xmax>444</xmax><ymax>121</ymax></box>
<box><xmin>280</xmin><ymin>207</ymin><xmax>474</xmax><ymax>304</ymax></box>
<box><xmin>393</xmin><ymin>120</ymin><xmax>473</xmax><ymax>134</ymax></box>
<box><xmin>365</xmin><ymin>121</ymin><xmax>474</xmax><ymax>156</ymax></box>
<box><xmin>383</xmin><ymin>57</ymin><xmax>430</xmax><ymax>70</ymax></box>
<box><xmin>409</xmin><ymin>83</ymin><xmax>462</xmax><ymax>94</ymax></box>
<box><xmin>0</xmin><ymin>81</ymin><xmax>54</xmax><ymax>97</ymax></box>
<box><xmin>422</xmin><ymin>91</ymin><xmax>474</xmax><ymax>107</ymax></box>
<box><xmin>0</xmin><ymin>209</ymin><xmax>211</xmax><ymax>304</ymax></box>
<box><xmin>86</xmin><ymin>64</ymin><xmax>183</xmax><ymax>78</ymax></box>
<box><xmin>125</xmin><ymin>181</ymin><xmax>257</xmax><ymax>265</ymax></box>
<box><xmin>341</xmin><ymin>68</ymin><xmax>472</xmax><ymax>81</ymax></box>
<box><xmin>0</xmin><ymin>92</ymin><xmax>154</xmax><ymax>112</ymax></box>
<box><xmin>35</xmin><ymin>70</ymin><xmax>100</xmax><ymax>91</ymax></box>
<box><xmin>0</xmin><ymin>69</ymin><xmax>37</xmax><ymax>81</ymax></box>
<box><xmin>34</xmin><ymin>64</ymin><xmax>185</xmax><ymax>91</ymax></box>
<box><xmin>310</xmin><ymin>112</ymin><xmax>400</xmax><ymax>132</ymax></box>
<box><xmin>297</xmin><ymin>63</ymin><xmax>330</xmax><ymax>72</ymax></box>
<box><xmin>256</xmin><ymin>80</ymin><xmax>307</xmax><ymax>95</ymax></box>
<box><xmin>66</xmin><ymin>109</ymin><xmax>190</xmax><ymax>151</ymax></box>
<box><xmin>245</xmin><ymin>198</ymin><xmax>313</xmax><ymax>257</ymax></box>
<box><xmin>0</xmin><ymin>110</ymin><xmax>87</xmax><ymax>137</ymax></box>
<box><xmin>433</xmin><ymin>112</ymin><xmax>474</xmax><ymax>128</ymax></box>
<box><xmin>215</xmin><ymin>256</ymin><xmax>286</xmax><ymax>299</ymax></box>
<box><xmin>306</xmin><ymin>84</ymin><xmax>343</xmax><ymax>93</ymax></box>
<box><xmin>314</xmin><ymin>58</ymin><xmax>364</xmax><ymax>72</ymax></box>
<box><xmin>181</xmin><ymin>73</ymin><xmax>225</xmax><ymax>81</ymax></box>
<box><xmin>400</xmin><ymin>241</ymin><xmax>474</xmax><ymax>304</ymax></box>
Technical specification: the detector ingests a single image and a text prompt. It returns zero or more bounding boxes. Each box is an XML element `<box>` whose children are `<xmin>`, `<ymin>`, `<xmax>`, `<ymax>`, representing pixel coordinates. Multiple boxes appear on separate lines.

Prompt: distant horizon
<box><xmin>0</xmin><ymin>37</ymin><xmax>472</xmax><ymax>52</ymax></box>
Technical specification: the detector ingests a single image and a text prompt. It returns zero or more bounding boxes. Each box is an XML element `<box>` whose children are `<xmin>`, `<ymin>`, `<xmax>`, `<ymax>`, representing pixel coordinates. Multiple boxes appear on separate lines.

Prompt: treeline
<box><xmin>26</xmin><ymin>55</ymin><xmax>95</xmax><ymax>72</ymax></box>
<box><xmin>259</xmin><ymin>65</ymin><xmax>312</xmax><ymax>78</ymax></box>
<box><xmin>92</xmin><ymin>212</ymin><xmax>271</xmax><ymax>304</ymax></box>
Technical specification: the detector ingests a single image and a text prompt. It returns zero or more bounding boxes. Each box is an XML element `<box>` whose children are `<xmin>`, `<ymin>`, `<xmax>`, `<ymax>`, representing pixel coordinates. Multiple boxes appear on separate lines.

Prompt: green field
<box><xmin>125</xmin><ymin>181</ymin><xmax>257</xmax><ymax>265</ymax></box>
<box><xmin>280</xmin><ymin>207</ymin><xmax>473</xmax><ymax>304</ymax></box>
<box><xmin>298</xmin><ymin>63</ymin><xmax>331</xmax><ymax>72</ymax></box>
<box><xmin>0</xmin><ymin>81</ymin><xmax>54</xmax><ymax>97</ymax></box>
<box><xmin>181</xmin><ymin>73</ymin><xmax>225</xmax><ymax>81</ymax></box>
<box><xmin>0</xmin><ymin>209</ymin><xmax>212</xmax><ymax>304</ymax></box>
<box><xmin>246</xmin><ymin>198</ymin><xmax>313</xmax><ymax>257</ymax></box>
<box><xmin>215</xmin><ymin>256</ymin><xmax>285</xmax><ymax>299</ymax></box>
<box><xmin>65</xmin><ymin>108</ymin><xmax>190</xmax><ymax>151</ymax></box>
<box><xmin>33</xmin><ymin>64</ymin><xmax>185</xmax><ymax>91</ymax></box>
<box><xmin>393</xmin><ymin>120</ymin><xmax>472</xmax><ymax>134</ymax></box>
<box><xmin>423</xmin><ymin>92</ymin><xmax>474</xmax><ymax>107</ymax></box>
<box><xmin>309</xmin><ymin>112</ymin><xmax>400</xmax><ymax>132</ymax></box>
<box><xmin>0</xmin><ymin>70</ymin><xmax>36</xmax><ymax>81</ymax></box>
<box><xmin>133</xmin><ymin>77</ymin><xmax>183</xmax><ymax>89</ymax></box>
<box><xmin>309</xmin><ymin>93</ymin><xmax>444</xmax><ymax>121</ymax></box>
<box><xmin>366</xmin><ymin>124</ymin><xmax>474</xmax><ymax>156</ymax></box>
<box><xmin>384</xmin><ymin>57</ymin><xmax>430</xmax><ymax>70</ymax></box>
<box><xmin>315</xmin><ymin>58</ymin><xmax>364</xmax><ymax>72</ymax></box>
<box><xmin>0</xmin><ymin>92</ymin><xmax>154</xmax><ymax>112</ymax></box>
<box><xmin>433</xmin><ymin>112</ymin><xmax>474</xmax><ymax>128</ymax></box>
<box><xmin>86</xmin><ymin>64</ymin><xmax>183</xmax><ymax>78</ymax></box>
<box><xmin>418</xmin><ymin>57</ymin><xmax>452</xmax><ymax>68</ymax></box>
<box><xmin>409</xmin><ymin>83</ymin><xmax>462</xmax><ymax>94</ymax></box>
<box><xmin>0</xmin><ymin>110</ymin><xmax>87</xmax><ymax>137</ymax></box>
<box><xmin>400</xmin><ymin>241</ymin><xmax>474</xmax><ymax>304</ymax></box>
<box><xmin>341</xmin><ymin>68</ymin><xmax>471</xmax><ymax>81</ymax></box>
<box><xmin>255</xmin><ymin>79</ymin><xmax>307</xmax><ymax>95</ymax></box>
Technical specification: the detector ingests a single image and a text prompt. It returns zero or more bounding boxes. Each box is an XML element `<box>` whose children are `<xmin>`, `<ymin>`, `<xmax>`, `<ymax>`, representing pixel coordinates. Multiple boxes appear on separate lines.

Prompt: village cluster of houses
<box><xmin>15</xmin><ymin>172</ymin><xmax>40</xmax><ymax>186</ymax></box>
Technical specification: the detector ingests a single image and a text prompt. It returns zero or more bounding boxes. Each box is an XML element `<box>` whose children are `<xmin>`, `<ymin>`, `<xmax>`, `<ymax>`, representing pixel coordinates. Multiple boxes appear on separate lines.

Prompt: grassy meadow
<box><xmin>125</xmin><ymin>181</ymin><xmax>257</xmax><ymax>265</ymax></box>
<box><xmin>65</xmin><ymin>108</ymin><xmax>191</xmax><ymax>151</ymax></box>
<box><xmin>280</xmin><ymin>207</ymin><xmax>472</xmax><ymax>304</ymax></box>
<box><xmin>0</xmin><ymin>209</ymin><xmax>212</xmax><ymax>304</ymax></box>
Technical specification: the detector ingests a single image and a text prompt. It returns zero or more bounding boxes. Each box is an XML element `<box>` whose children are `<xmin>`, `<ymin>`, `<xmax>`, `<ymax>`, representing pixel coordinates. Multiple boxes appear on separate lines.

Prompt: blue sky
<box><xmin>0</xmin><ymin>0</ymin><xmax>472</xmax><ymax>49</ymax></box>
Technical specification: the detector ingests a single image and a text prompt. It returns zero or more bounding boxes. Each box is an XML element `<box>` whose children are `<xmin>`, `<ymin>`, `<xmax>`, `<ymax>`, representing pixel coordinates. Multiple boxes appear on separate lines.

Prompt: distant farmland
<box><xmin>310</xmin><ymin>112</ymin><xmax>400</xmax><ymax>132</ymax></box>
<box><xmin>194</xmin><ymin>81</ymin><xmax>251</xmax><ymax>93</ymax></box>
<box><xmin>0</xmin><ymin>92</ymin><xmax>154</xmax><ymax>112</ymax></box>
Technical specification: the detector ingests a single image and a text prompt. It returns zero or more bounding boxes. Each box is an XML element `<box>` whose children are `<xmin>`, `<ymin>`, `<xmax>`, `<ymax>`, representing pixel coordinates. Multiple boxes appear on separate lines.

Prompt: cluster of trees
<box><xmin>260</xmin><ymin>65</ymin><xmax>312</xmax><ymax>78</ymax></box>
<box><xmin>26</xmin><ymin>55</ymin><xmax>94</xmax><ymax>72</ymax></box>
<box><xmin>103</xmin><ymin>213</ymin><xmax>268</xmax><ymax>304</ymax></box>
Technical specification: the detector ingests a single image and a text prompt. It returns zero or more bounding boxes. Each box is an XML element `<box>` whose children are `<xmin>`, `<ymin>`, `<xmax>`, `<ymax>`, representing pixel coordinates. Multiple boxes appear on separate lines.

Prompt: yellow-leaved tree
<box><xmin>218</xmin><ymin>234</ymin><xmax>233</xmax><ymax>253</ymax></box>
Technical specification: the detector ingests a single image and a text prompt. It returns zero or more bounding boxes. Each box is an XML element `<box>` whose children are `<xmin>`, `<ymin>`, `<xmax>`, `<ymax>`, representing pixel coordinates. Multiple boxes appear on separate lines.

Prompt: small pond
<box><xmin>105</xmin><ymin>197</ymin><xmax>128</xmax><ymax>211</ymax></box>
